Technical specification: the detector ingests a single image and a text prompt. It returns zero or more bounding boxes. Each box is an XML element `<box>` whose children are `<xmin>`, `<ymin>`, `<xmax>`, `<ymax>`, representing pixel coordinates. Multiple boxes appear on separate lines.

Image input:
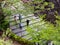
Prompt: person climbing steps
<box><xmin>26</xmin><ymin>19</ymin><xmax>30</xmax><ymax>26</ymax></box>
<box><xmin>14</xmin><ymin>16</ymin><xmax>18</xmax><ymax>25</ymax></box>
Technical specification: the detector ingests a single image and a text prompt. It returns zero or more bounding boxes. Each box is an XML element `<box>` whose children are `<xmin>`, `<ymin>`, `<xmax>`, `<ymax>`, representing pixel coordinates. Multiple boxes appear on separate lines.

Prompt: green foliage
<box><xmin>2</xmin><ymin>28</ymin><xmax>12</xmax><ymax>38</ymax></box>
<box><xmin>0</xmin><ymin>28</ymin><xmax>12</xmax><ymax>45</ymax></box>
<box><xmin>9</xmin><ymin>31</ymin><xmax>34</xmax><ymax>45</ymax></box>
<box><xmin>33</xmin><ymin>0</ymin><xmax>54</xmax><ymax>10</ymax></box>
<box><xmin>2</xmin><ymin>8</ymin><xmax>11</xmax><ymax>16</ymax></box>
<box><xmin>53</xmin><ymin>41</ymin><xmax>60</xmax><ymax>45</ymax></box>
<box><xmin>3</xmin><ymin>28</ymin><xmax>34</xmax><ymax>45</ymax></box>
<box><xmin>1</xmin><ymin>0</ymin><xmax>60</xmax><ymax>45</ymax></box>
<box><xmin>0</xmin><ymin>14</ymin><xmax>9</xmax><ymax>30</ymax></box>
<box><xmin>2</xmin><ymin>0</ymin><xmax>34</xmax><ymax>15</ymax></box>
<box><xmin>0</xmin><ymin>28</ymin><xmax>34</xmax><ymax>45</ymax></box>
<box><xmin>0</xmin><ymin>2</ymin><xmax>9</xmax><ymax>30</ymax></box>
<box><xmin>0</xmin><ymin>39</ymin><xmax>12</xmax><ymax>45</ymax></box>
<box><xmin>26</xmin><ymin>16</ymin><xmax>60</xmax><ymax>44</ymax></box>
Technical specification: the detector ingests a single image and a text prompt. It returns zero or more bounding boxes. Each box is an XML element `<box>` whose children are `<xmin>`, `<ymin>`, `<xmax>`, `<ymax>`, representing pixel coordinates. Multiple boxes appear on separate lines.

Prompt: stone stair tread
<box><xmin>10</xmin><ymin>26</ymin><xmax>17</xmax><ymax>29</ymax></box>
<box><xmin>16</xmin><ymin>33</ymin><xmax>22</xmax><ymax>36</ymax></box>
<box><xmin>12</xmin><ymin>28</ymin><xmax>21</xmax><ymax>33</ymax></box>
<box><xmin>22</xmin><ymin>35</ymin><xmax>31</xmax><ymax>39</ymax></box>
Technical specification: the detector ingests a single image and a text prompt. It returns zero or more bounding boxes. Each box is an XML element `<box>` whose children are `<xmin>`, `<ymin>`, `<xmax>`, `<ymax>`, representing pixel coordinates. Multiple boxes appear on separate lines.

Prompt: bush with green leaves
<box><xmin>26</xmin><ymin>16</ymin><xmax>60</xmax><ymax>45</ymax></box>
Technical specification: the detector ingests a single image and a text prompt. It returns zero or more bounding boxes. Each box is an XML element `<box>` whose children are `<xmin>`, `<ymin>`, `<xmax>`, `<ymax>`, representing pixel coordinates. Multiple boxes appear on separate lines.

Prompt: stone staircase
<box><xmin>9</xmin><ymin>14</ymin><xmax>41</xmax><ymax>40</ymax></box>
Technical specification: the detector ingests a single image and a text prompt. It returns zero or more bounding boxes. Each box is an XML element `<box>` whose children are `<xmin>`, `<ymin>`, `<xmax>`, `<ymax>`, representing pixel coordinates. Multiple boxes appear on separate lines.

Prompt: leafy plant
<box><xmin>0</xmin><ymin>2</ymin><xmax>9</xmax><ymax>30</ymax></box>
<box><xmin>26</xmin><ymin>16</ymin><xmax>60</xmax><ymax>45</ymax></box>
<box><xmin>2</xmin><ymin>0</ymin><xmax>34</xmax><ymax>15</ymax></box>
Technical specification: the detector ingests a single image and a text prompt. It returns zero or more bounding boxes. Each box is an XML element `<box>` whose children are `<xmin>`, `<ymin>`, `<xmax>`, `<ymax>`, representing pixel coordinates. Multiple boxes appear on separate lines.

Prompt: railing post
<box><xmin>19</xmin><ymin>14</ymin><xmax>22</xmax><ymax>29</ymax></box>
<box><xmin>19</xmin><ymin>14</ymin><xmax>22</xmax><ymax>23</ymax></box>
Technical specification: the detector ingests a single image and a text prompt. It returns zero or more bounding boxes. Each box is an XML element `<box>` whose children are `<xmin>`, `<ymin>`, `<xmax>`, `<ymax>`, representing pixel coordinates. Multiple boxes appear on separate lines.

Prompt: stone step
<box><xmin>12</xmin><ymin>28</ymin><xmax>23</xmax><ymax>33</ymax></box>
<box><xmin>16</xmin><ymin>31</ymin><xmax>28</xmax><ymax>37</ymax></box>
<box><xmin>9</xmin><ymin>14</ymin><xmax>34</xmax><ymax>22</ymax></box>
<box><xmin>9</xmin><ymin>15</ymin><xmax>38</xmax><ymax>23</ymax></box>
<box><xmin>10</xmin><ymin>20</ymin><xmax>41</xmax><ymax>30</ymax></box>
<box><xmin>9</xmin><ymin>14</ymin><xmax>40</xmax><ymax>40</ymax></box>
<box><xmin>10</xmin><ymin>18</ymin><xmax>40</xmax><ymax>26</ymax></box>
<box><xmin>22</xmin><ymin>35</ymin><xmax>32</xmax><ymax>40</ymax></box>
